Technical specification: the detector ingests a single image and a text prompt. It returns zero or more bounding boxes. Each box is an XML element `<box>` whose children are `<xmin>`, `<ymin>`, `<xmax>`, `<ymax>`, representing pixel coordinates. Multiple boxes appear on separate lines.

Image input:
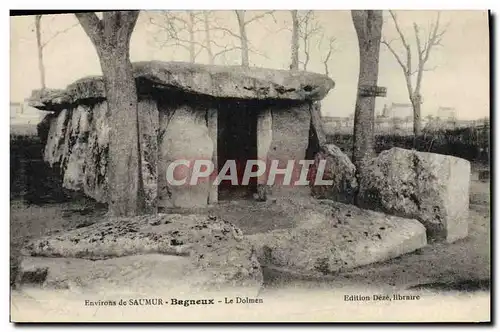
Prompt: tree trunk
<box><xmin>303</xmin><ymin>34</ymin><xmax>309</xmax><ymax>70</ymax></box>
<box><xmin>235</xmin><ymin>10</ymin><xmax>249</xmax><ymax>67</ymax></box>
<box><xmin>351</xmin><ymin>10</ymin><xmax>383</xmax><ymax>192</ymax></box>
<box><xmin>35</xmin><ymin>15</ymin><xmax>46</xmax><ymax>91</ymax></box>
<box><xmin>99</xmin><ymin>48</ymin><xmax>145</xmax><ymax>216</ymax></box>
<box><xmin>412</xmin><ymin>94</ymin><xmax>422</xmax><ymax>137</ymax></box>
<box><xmin>290</xmin><ymin>10</ymin><xmax>299</xmax><ymax>70</ymax></box>
<box><xmin>76</xmin><ymin>11</ymin><xmax>145</xmax><ymax>217</ymax></box>
<box><xmin>188</xmin><ymin>12</ymin><xmax>196</xmax><ymax>63</ymax></box>
<box><xmin>203</xmin><ymin>11</ymin><xmax>214</xmax><ymax>65</ymax></box>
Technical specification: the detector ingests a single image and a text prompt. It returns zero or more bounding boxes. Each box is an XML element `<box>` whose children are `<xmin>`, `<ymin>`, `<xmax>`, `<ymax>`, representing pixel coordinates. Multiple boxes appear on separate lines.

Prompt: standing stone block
<box><xmin>309</xmin><ymin>101</ymin><xmax>326</xmax><ymax>146</ymax></box>
<box><xmin>266</xmin><ymin>105</ymin><xmax>311</xmax><ymax>198</ymax></box>
<box><xmin>310</xmin><ymin>143</ymin><xmax>358</xmax><ymax>204</ymax></box>
<box><xmin>43</xmin><ymin>109</ymin><xmax>68</xmax><ymax>166</ymax></box>
<box><xmin>256</xmin><ymin>108</ymin><xmax>273</xmax><ymax>200</ymax></box>
<box><xmin>358</xmin><ymin>147</ymin><xmax>471</xmax><ymax>243</ymax></box>
<box><xmin>63</xmin><ymin>105</ymin><xmax>91</xmax><ymax>191</ymax></box>
<box><xmin>83</xmin><ymin>102</ymin><xmax>110</xmax><ymax>203</ymax></box>
<box><xmin>157</xmin><ymin>104</ymin><xmax>174</xmax><ymax>210</ymax></box>
<box><xmin>162</xmin><ymin>105</ymin><xmax>213</xmax><ymax>208</ymax></box>
<box><xmin>207</xmin><ymin>108</ymin><xmax>218</xmax><ymax>204</ymax></box>
<box><xmin>138</xmin><ymin>99</ymin><xmax>159</xmax><ymax>213</ymax></box>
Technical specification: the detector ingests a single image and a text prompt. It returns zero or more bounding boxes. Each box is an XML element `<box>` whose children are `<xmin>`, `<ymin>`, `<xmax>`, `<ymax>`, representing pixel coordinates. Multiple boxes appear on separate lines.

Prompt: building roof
<box><xmin>29</xmin><ymin>61</ymin><xmax>335</xmax><ymax>111</ymax></box>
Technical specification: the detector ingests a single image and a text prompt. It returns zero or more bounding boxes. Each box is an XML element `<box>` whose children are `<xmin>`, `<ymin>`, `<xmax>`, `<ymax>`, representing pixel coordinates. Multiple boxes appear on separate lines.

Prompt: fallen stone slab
<box><xmin>246</xmin><ymin>200</ymin><xmax>427</xmax><ymax>277</ymax></box>
<box><xmin>18</xmin><ymin>255</ymin><xmax>257</xmax><ymax>296</ymax></box>
<box><xmin>20</xmin><ymin>214</ymin><xmax>263</xmax><ymax>291</ymax></box>
<box><xmin>357</xmin><ymin>147</ymin><xmax>471</xmax><ymax>243</ymax></box>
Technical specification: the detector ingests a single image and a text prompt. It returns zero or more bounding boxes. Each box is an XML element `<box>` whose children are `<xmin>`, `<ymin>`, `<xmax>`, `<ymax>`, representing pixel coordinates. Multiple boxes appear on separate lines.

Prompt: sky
<box><xmin>10</xmin><ymin>10</ymin><xmax>489</xmax><ymax>120</ymax></box>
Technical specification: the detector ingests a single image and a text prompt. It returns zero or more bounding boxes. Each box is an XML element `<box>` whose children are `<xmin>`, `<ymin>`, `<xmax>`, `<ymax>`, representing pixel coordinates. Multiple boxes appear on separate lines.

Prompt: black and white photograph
<box><xmin>9</xmin><ymin>8</ymin><xmax>491</xmax><ymax>322</ymax></box>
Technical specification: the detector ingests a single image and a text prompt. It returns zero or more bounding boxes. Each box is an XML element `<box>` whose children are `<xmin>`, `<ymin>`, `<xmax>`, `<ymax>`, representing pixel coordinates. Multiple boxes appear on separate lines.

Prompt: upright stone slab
<box><xmin>358</xmin><ymin>147</ymin><xmax>471</xmax><ymax>243</ymax></box>
<box><xmin>157</xmin><ymin>103</ymin><xmax>174</xmax><ymax>210</ymax></box>
<box><xmin>138</xmin><ymin>99</ymin><xmax>159</xmax><ymax>213</ymax></box>
<box><xmin>266</xmin><ymin>104</ymin><xmax>311</xmax><ymax>198</ymax></box>
<box><xmin>309</xmin><ymin>101</ymin><xmax>326</xmax><ymax>146</ymax></box>
<box><xmin>83</xmin><ymin>102</ymin><xmax>110</xmax><ymax>203</ymax></box>
<box><xmin>162</xmin><ymin>105</ymin><xmax>213</xmax><ymax>208</ymax></box>
<box><xmin>43</xmin><ymin>109</ymin><xmax>69</xmax><ymax>166</ymax></box>
<box><xmin>62</xmin><ymin>105</ymin><xmax>91</xmax><ymax>191</ymax></box>
<box><xmin>207</xmin><ymin>108</ymin><xmax>218</xmax><ymax>204</ymax></box>
<box><xmin>310</xmin><ymin>143</ymin><xmax>358</xmax><ymax>204</ymax></box>
<box><xmin>256</xmin><ymin>108</ymin><xmax>273</xmax><ymax>200</ymax></box>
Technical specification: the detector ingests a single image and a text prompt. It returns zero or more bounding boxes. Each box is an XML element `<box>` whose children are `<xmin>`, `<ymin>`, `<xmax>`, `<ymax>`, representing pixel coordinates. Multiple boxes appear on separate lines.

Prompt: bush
<box><xmin>10</xmin><ymin>135</ymin><xmax>69</xmax><ymax>204</ymax></box>
<box><xmin>326</xmin><ymin>126</ymin><xmax>490</xmax><ymax>163</ymax></box>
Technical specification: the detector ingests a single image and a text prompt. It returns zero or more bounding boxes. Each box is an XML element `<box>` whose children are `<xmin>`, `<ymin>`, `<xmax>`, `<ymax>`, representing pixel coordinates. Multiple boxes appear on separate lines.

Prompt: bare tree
<box><xmin>203</xmin><ymin>11</ymin><xmax>253</xmax><ymax>65</ymax></box>
<box><xmin>34</xmin><ymin>15</ymin><xmax>79</xmax><ymax>92</ymax></box>
<box><xmin>382</xmin><ymin>10</ymin><xmax>447</xmax><ymax>137</ymax></box>
<box><xmin>209</xmin><ymin>10</ymin><xmax>275</xmax><ymax>67</ymax></box>
<box><xmin>76</xmin><ymin>11</ymin><xmax>146</xmax><ymax>217</ymax></box>
<box><xmin>148</xmin><ymin>11</ymin><xmax>205</xmax><ymax>63</ymax></box>
<box><xmin>351</xmin><ymin>10</ymin><xmax>384</xmax><ymax>191</ymax></box>
<box><xmin>203</xmin><ymin>11</ymin><xmax>214</xmax><ymax>65</ymax></box>
<box><xmin>288</xmin><ymin>11</ymin><xmax>336</xmax><ymax>74</ymax></box>
<box><xmin>290</xmin><ymin>10</ymin><xmax>299</xmax><ymax>70</ymax></box>
<box><xmin>235</xmin><ymin>10</ymin><xmax>250</xmax><ymax>67</ymax></box>
<box><xmin>148</xmin><ymin>10</ymin><xmax>248</xmax><ymax>65</ymax></box>
<box><xmin>35</xmin><ymin>15</ymin><xmax>45</xmax><ymax>91</ymax></box>
<box><xmin>298</xmin><ymin>11</ymin><xmax>322</xmax><ymax>70</ymax></box>
<box><xmin>320</xmin><ymin>34</ymin><xmax>336</xmax><ymax>76</ymax></box>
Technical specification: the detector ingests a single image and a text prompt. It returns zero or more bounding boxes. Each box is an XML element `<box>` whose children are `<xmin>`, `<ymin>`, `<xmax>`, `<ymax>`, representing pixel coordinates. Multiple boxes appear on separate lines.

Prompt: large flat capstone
<box><xmin>29</xmin><ymin>61</ymin><xmax>335</xmax><ymax>111</ymax></box>
<box><xmin>357</xmin><ymin>148</ymin><xmax>471</xmax><ymax>243</ymax></box>
<box><xmin>20</xmin><ymin>214</ymin><xmax>263</xmax><ymax>291</ymax></box>
<box><xmin>246</xmin><ymin>200</ymin><xmax>427</xmax><ymax>277</ymax></box>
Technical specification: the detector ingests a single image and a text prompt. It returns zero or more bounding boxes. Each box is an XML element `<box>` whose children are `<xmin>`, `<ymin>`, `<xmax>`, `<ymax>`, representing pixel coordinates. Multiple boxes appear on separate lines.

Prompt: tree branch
<box><xmin>211</xmin><ymin>26</ymin><xmax>241</xmax><ymax>40</ymax></box>
<box><xmin>244</xmin><ymin>10</ymin><xmax>276</xmax><ymax>25</ymax></box>
<box><xmin>389</xmin><ymin>10</ymin><xmax>409</xmax><ymax>50</ymax></box>
<box><xmin>381</xmin><ymin>39</ymin><xmax>407</xmax><ymax>71</ymax></box>
<box><xmin>41</xmin><ymin>22</ymin><xmax>79</xmax><ymax>48</ymax></box>
<box><xmin>413</xmin><ymin>23</ymin><xmax>424</xmax><ymax>61</ymax></box>
<box><xmin>213</xmin><ymin>46</ymin><xmax>241</xmax><ymax>59</ymax></box>
<box><xmin>322</xmin><ymin>37</ymin><xmax>336</xmax><ymax>76</ymax></box>
<box><xmin>75</xmin><ymin>12</ymin><xmax>104</xmax><ymax>46</ymax></box>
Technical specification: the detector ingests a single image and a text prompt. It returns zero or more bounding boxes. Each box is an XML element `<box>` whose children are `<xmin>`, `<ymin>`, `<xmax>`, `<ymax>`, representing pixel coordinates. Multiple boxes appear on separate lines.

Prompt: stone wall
<box><xmin>42</xmin><ymin>100</ymin><xmax>159</xmax><ymax>212</ymax></box>
<box><xmin>32</xmin><ymin>61</ymin><xmax>335</xmax><ymax>209</ymax></box>
<box><xmin>42</xmin><ymin>98</ymin><xmax>320</xmax><ymax>208</ymax></box>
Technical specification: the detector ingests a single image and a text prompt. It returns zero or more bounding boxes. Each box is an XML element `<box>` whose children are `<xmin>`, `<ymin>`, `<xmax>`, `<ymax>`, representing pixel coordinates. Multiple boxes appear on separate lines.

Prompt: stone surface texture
<box><xmin>21</xmin><ymin>214</ymin><xmax>263</xmax><ymax>290</ymax></box>
<box><xmin>42</xmin><ymin>101</ymin><xmax>159</xmax><ymax>209</ymax></box>
<box><xmin>29</xmin><ymin>61</ymin><xmax>335</xmax><ymax>110</ymax></box>
<box><xmin>247</xmin><ymin>200</ymin><xmax>427</xmax><ymax>277</ymax></box>
<box><xmin>310</xmin><ymin>143</ymin><xmax>358</xmax><ymax>204</ymax></box>
<box><xmin>160</xmin><ymin>105</ymin><xmax>213</xmax><ymax>208</ymax></box>
<box><xmin>357</xmin><ymin>147</ymin><xmax>471</xmax><ymax>243</ymax></box>
<box><xmin>264</xmin><ymin>104</ymin><xmax>312</xmax><ymax>198</ymax></box>
<box><xmin>31</xmin><ymin>61</ymin><xmax>335</xmax><ymax>208</ymax></box>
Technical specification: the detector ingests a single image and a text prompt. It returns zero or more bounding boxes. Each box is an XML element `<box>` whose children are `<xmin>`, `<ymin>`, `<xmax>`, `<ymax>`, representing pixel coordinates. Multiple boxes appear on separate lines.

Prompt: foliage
<box><xmin>327</xmin><ymin>125</ymin><xmax>490</xmax><ymax>163</ymax></box>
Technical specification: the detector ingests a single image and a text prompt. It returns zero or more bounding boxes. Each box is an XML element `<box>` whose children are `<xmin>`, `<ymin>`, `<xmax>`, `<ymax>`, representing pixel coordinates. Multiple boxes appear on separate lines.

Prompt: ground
<box><xmin>259</xmin><ymin>168</ymin><xmax>490</xmax><ymax>293</ymax></box>
<box><xmin>11</xmin><ymin>167</ymin><xmax>490</xmax><ymax>294</ymax></box>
